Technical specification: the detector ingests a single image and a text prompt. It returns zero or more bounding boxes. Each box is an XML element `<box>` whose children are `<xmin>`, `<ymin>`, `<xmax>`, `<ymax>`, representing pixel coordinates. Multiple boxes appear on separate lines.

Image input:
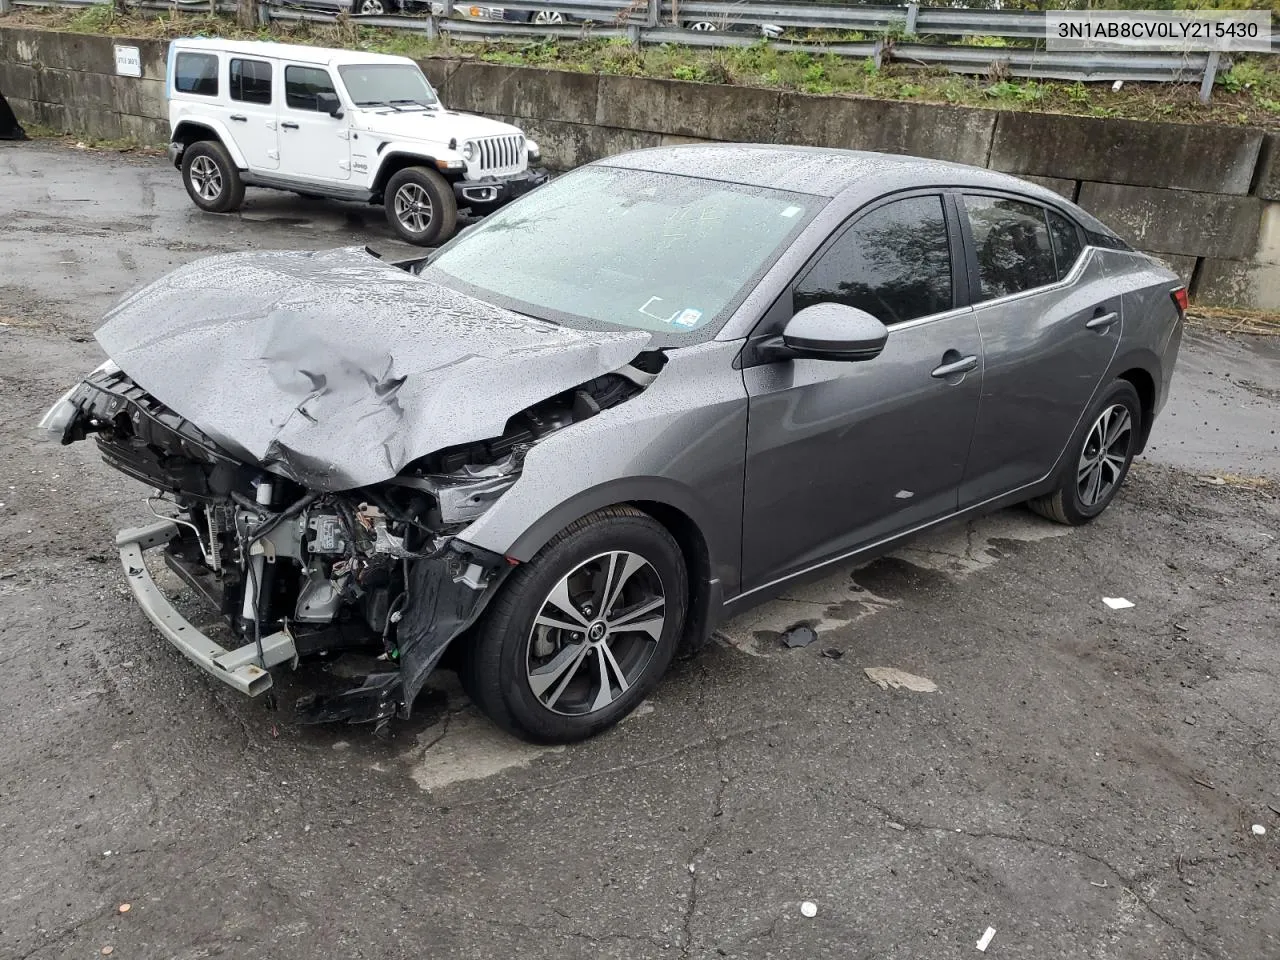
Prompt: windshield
<box><xmin>423</xmin><ymin>166</ymin><xmax>822</xmax><ymax>343</ymax></box>
<box><xmin>338</xmin><ymin>63</ymin><xmax>438</xmax><ymax>107</ymax></box>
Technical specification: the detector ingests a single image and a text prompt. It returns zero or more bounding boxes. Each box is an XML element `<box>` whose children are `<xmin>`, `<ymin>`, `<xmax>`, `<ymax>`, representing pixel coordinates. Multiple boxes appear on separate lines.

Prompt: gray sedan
<box><xmin>42</xmin><ymin>145</ymin><xmax>1184</xmax><ymax>742</ymax></box>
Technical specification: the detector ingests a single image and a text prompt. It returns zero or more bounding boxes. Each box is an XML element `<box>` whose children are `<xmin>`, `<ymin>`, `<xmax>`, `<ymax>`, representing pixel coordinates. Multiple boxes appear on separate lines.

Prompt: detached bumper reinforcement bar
<box><xmin>114</xmin><ymin>520</ymin><xmax>296</xmax><ymax>697</ymax></box>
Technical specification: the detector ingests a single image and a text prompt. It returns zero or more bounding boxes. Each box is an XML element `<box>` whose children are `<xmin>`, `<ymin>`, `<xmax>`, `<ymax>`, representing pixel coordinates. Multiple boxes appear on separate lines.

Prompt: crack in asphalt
<box><xmin>881</xmin><ymin>818</ymin><xmax>1228</xmax><ymax>960</ymax></box>
<box><xmin>678</xmin><ymin>663</ymin><xmax>731</xmax><ymax>960</ymax></box>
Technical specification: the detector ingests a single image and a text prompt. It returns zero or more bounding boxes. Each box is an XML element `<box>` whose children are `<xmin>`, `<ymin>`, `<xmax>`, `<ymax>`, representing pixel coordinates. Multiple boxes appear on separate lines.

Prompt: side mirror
<box><xmin>317</xmin><ymin>91</ymin><xmax>343</xmax><ymax>118</ymax></box>
<box><xmin>773</xmin><ymin>303</ymin><xmax>889</xmax><ymax>362</ymax></box>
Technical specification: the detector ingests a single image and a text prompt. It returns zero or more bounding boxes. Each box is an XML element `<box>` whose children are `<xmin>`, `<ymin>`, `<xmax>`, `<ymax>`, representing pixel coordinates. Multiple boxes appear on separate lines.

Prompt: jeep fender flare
<box><xmin>370</xmin><ymin>145</ymin><xmax>465</xmax><ymax>194</ymax></box>
<box><xmin>171</xmin><ymin>119</ymin><xmax>249</xmax><ymax>169</ymax></box>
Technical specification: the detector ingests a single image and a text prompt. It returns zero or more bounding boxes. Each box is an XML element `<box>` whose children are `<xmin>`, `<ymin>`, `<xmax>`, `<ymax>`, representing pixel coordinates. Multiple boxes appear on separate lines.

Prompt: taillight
<box><xmin>1171</xmin><ymin>287</ymin><xmax>1189</xmax><ymax>314</ymax></box>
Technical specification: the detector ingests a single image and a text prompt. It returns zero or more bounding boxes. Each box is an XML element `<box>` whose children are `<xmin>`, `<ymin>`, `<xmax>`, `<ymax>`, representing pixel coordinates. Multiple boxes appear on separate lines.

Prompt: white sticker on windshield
<box><xmin>781</xmin><ymin>205</ymin><xmax>803</xmax><ymax>218</ymax></box>
<box><xmin>672</xmin><ymin>309</ymin><xmax>702</xmax><ymax>328</ymax></box>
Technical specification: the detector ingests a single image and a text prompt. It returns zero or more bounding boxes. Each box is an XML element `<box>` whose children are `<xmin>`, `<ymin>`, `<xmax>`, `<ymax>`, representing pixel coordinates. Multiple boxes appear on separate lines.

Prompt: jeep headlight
<box><xmin>461</xmin><ymin>140</ymin><xmax>476</xmax><ymax>163</ymax></box>
<box><xmin>526</xmin><ymin>138</ymin><xmax>540</xmax><ymax>161</ymax></box>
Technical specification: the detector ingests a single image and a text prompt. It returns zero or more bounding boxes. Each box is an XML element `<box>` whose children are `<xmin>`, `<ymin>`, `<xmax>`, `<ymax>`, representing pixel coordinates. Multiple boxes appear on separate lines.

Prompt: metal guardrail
<box><xmin>3</xmin><ymin>0</ymin><xmax>1269</xmax><ymax>96</ymax></box>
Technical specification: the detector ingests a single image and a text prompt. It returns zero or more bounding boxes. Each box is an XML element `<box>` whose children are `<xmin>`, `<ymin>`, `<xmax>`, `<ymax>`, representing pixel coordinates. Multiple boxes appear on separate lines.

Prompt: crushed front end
<box><xmin>44</xmin><ymin>364</ymin><xmax>519</xmax><ymax>723</ymax></box>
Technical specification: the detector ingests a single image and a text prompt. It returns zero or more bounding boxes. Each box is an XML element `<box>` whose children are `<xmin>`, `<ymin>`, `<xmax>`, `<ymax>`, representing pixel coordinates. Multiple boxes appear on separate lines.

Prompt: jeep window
<box><xmin>423</xmin><ymin>166</ymin><xmax>822</xmax><ymax>345</ymax></box>
<box><xmin>285</xmin><ymin>65</ymin><xmax>337</xmax><ymax>111</ymax></box>
<box><xmin>230</xmin><ymin>58</ymin><xmax>272</xmax><ymax>106</ymax></box>
<box><xmin>338</xmin><ymin>64</ymin><xmax>438</xmax><ymax>108</ymax></box>
<box><xmin>174</xmin><ymin>52</ymin><xmax>218</xmax><ymax>97</ymax></box>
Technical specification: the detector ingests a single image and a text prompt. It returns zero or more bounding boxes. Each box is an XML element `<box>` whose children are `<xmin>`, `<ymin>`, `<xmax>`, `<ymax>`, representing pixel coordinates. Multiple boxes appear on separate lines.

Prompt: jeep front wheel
<box><xmin>385</xmin><ymin>166</ymin><xmax>457</xmax><ymax>246</ymax></box>
<box><xmin>181</xmin><ymin>141</ymin><xmax>244</xmax><ymax>213</ymax></box>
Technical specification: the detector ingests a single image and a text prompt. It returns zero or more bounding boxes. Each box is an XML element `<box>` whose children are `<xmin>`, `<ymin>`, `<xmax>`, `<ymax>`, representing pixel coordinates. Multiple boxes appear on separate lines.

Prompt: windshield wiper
<box><xmin>389</xmin><ymin>99</ymin><xmax>436</xmax><ymax>110</ymax></box>
<box><xmin>356</xmin><ymin>100</ymin><xmax>405</xmax><ymax>112</ymax></box>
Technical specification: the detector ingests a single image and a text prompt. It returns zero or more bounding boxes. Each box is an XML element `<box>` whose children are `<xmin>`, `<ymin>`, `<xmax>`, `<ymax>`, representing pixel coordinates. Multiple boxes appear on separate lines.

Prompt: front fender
<box><xmin>456</xmin><ymin>340</ymin><xmax>750</xmax><ymax>597</ymax></box>
<box><xmin>370</xmin><ymin>145</ymin><xmax>464</xmax><ymax>188</ymax></box>
<box><xmin>171</xmin><ymin>113</ymin><xmax>248</xmax><ymax>169</ymax></box>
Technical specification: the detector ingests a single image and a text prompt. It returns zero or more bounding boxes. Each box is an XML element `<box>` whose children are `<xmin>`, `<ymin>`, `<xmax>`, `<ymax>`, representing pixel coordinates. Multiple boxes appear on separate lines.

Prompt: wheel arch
<box><xmin>1108</xmin><ymin>348</ymin><xmax>1161</xmax><ymax>453</ymax></box>
<box><xmin>372</xmin><ymin>151</ymin><xmax>451</xmax><ymax>199</ymax></box>
<box><xmin>487</xmin><ymin>479</ymin><xmax>727</xmax><ymax>652</ymax></box>
<box><xmin>171</xmin><ymin>120</ymin><xmax>247</xmax><ymax>169</ymax></box>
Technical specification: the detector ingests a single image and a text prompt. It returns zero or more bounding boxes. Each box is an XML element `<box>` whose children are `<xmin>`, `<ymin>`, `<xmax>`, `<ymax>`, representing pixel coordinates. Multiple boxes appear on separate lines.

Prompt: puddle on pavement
<box><xmin>717</xmin><ymin>509</ymin><xmax>1069</xmax><ymax>656</ymax></box>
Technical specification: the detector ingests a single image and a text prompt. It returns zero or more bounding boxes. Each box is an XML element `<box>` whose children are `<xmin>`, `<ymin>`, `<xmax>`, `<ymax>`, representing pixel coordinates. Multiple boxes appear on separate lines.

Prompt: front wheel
<box><xmin>384</xmin><ymin>166</ymin><xmax>457</xmax><ymax>246</ymax></box>
<box><xmin>462</xmin><ymin>507</ymin><xmax>688</xmax><ymax>743</ymax></box>
<box><xmin>181</xmin><ymin>141</ymin><xmax>244</xmax><ymax>213</ymax></box>
<box><xmin>1029</xmin><ymin>379</ymin><xmax>1142</xmax><ymax>525</ymax></box>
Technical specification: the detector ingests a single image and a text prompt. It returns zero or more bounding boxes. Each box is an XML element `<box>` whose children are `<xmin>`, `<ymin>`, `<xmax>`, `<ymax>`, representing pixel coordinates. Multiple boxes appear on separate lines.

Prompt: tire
<box><xmin>462</xmin><ymin>506</ymin><xmax>688</xmax><ymax>743</ymax></box>
<box><xmin>1028</xmin><ymin>379</ymin><xmax>1142</xmax><ymax>526</ymax></box>
<box><xmin>384</xmin><ymin>166</ymin><xmax>457</xmax><ymax>246</ymax></box>
<box><xmin>181</xmin><ymin>140</ymin><xmax>244</xmax><ymax>214</ymax></box>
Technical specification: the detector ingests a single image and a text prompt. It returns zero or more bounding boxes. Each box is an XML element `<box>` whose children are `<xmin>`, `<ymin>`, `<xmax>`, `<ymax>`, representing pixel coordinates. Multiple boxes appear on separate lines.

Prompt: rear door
<box><xmin>957</xmin><ymin>193</ymin><xmax>1122</xmax><ymax>506</ymax></box>
<box><xmin>740</xmin><ymin>193</ymin><xmax>984</xmax><ymax>591</ymax></box>
<box><xmin>278</xmin><ymin>64</ymin><xmax>351</xmax><ymax>182</ymax></box>
<box><xmin>227</xmin><ymin>56</ymin><xmax>278</xmax><ymax>171</ymax></box>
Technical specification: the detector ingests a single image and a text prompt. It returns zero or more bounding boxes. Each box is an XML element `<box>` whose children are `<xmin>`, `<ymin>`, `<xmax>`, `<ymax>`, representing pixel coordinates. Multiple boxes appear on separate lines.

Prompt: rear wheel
<box><xmin>462</xmin><ymin>507</ymin><xmax>687</xmax><ymax>743</ymax></box>
<box><xmin>1029</xmin><ymin>379</ymin><xmax>1142</xmax><ymax>525</ymax></box>
<box><xmin>181</xmin><ymin>140</ymin><xmax>244</xmax><ymax>213</ymax></box>
<box><xmin>384</xmin><ymin>166</ymin><xmax>457</xmax><ymax>246</ymax></box>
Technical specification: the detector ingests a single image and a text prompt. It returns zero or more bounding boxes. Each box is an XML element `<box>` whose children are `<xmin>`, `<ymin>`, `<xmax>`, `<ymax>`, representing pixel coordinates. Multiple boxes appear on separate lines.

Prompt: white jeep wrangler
<box><xmin>165</xmin><ymin>38</ymin><xmax>547</xmax><ymax>245</ymax></box>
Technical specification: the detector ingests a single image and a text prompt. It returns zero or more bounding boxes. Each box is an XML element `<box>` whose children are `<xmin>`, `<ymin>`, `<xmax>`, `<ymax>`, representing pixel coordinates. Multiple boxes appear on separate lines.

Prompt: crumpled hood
<box><xmin>353</xmin><ymin>108</ymin><xmax>520</xmax><ymax>144</ymax></box>
<box><xmin>94</xmin><ymin>247</ymin><xmax>650</xmax><ymax>491</ymax></box>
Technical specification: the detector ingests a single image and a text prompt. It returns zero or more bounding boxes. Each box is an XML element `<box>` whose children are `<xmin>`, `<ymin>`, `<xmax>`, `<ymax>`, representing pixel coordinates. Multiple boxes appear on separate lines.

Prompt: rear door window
<box><xmin>230</xmin><ymin>58</ymin><xmax>272</xmax><ymax>105</ymax></box>
<box><xmin>285</xmin><ymin>65</ymin><xmax>337</xmax><ymax>111</ymax></box>
<box><xmin>174</xmin><ymin>52</ymin><xmax>219</xmax><ymax>97</ymax></box>
<box><xmin>963</xmin><ymin>195</ymin><xmax>1057</xmax><ymax>301</ymax></box>
<box><xmin>794</xmin><ymin>194</ymin><xmax>953</xmax><ymax>326</ymax></box>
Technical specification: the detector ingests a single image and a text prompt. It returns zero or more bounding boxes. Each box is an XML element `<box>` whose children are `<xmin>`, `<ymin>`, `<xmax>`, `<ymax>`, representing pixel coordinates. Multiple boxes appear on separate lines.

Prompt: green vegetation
<box><xmin>4</xmin><ymin>6</ymin><xmax>1279</xmax><ymax>128</ymax></box>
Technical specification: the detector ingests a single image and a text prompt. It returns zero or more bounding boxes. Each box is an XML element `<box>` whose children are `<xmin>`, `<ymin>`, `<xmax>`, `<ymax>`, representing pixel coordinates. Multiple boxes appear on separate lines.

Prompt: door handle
<box><xmin>229</xmin><ymin>114</ymin><xmax>247</xmax><ymax>122</ymax></box>
<box><xmin>931</xmin><ymin>354</ymin><xmax>979</xmax><ymax>379</ymax></box>
<box><xmin>1086</xmin><ymin>311</ymin><xmax>1119</xmax><ymax>331</ymax></box>
<box><xmin>281</xmin><ymin>121</ymin><xmax>300</xmax><ymax>130</ymax></box>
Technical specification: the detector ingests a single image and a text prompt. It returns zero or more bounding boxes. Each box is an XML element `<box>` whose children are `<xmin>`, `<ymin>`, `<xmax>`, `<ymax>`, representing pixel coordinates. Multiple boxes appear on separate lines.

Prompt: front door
<box><xmin>278</xmin><ymin>64</ymin><xmax>351</xmax><ymax>182</ymax></box>
<box><xmin>955</xmin><ymin>194</ymin><xmax>1122</xmax><ymax>506</ymax></box>
<box><xmin>226</xmin><ymin>56</ymin><xmax>278</xmax><ymax>171</ymax></box>
<box><xmin>741</xmin><ymin>194</ymin><xmax>983</xmax><ymax>592</ymax></box>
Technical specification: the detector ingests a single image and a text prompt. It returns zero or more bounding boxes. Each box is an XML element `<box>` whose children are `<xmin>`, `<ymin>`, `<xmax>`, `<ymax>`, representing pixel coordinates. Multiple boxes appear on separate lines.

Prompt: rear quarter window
<box><xmin>174</xmin><ymin>52</ymin><xmax>219</xmax><ymax>97</ymax></box>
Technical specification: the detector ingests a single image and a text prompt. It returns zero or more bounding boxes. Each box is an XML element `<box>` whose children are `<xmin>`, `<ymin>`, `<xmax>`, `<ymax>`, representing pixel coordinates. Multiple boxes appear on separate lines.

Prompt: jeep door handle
<box><xmin>930</xmin><ymin>354</ymin><xmax>979</xmax><ymax>379</ymax></box>
<box><xmin>229</xmin><ymin>114</ymin><xmax>247</xmax><ymax>122</ymax></box>
<box><xmin>1086</xmin><ymin>311</ymin><xmax>1119</xmax><ymax>331</ymax></box>
<box><xmin>281</xmin><ymin>121</ymin><xmax>300</xmax><ymax>130</ymax></box>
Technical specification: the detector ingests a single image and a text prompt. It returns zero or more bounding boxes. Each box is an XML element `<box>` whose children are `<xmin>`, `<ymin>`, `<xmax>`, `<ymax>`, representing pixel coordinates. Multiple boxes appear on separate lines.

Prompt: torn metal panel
<box><xmin>94</xmin><ymin>247</ymin><xmax>651</xmax><ymax>491</ymax></box>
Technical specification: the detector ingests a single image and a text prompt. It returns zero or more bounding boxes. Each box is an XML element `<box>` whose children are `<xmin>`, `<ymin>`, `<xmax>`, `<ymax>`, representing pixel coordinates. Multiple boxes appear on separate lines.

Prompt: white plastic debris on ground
<box><xmin>976</xmin><ymin>926</ymin><xmax>996</xmax><ymax>952</ymax></box>
<box><xmin>1252</xmin><ymin>824</ymin><xmax>1267</xmax><ymax>836</ymax></box>
<box><xmin>863</xmin><ymin>667</ymin><xmax>939</xmax><ymax>693</ymax></box>
<box><xmin>1102</xmin><ymin>597</ymin><xmax>1135</xmax><ymax>610</ymax></box>
<box><xmin>800</xmin><ymin>901</ymin><xmax>818</xmax><ymax>918</ymax></box>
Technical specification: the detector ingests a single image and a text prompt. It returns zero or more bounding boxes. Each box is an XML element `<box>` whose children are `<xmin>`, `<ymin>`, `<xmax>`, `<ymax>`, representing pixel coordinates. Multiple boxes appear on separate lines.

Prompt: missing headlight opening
<box><xmin>54</xmin><ymin>354</ymin><xmax>661</xmax><ymax>726</ymax></box>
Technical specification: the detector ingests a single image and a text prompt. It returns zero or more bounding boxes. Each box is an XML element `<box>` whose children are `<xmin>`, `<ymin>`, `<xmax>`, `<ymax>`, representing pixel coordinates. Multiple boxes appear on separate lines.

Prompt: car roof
<box><xmin>598</xmin><ymin>143</ymin><xmax>1071</xmax><ymax>205</ymax></box>
<box><xmin>170</xmin><ymin>37</ymin><xmax>415</xmax><ymax>69</ymax></box>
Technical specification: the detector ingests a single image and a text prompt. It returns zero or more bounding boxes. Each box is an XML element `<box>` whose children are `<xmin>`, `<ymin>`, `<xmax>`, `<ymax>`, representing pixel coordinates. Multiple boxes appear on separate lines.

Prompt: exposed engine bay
<box><xmin>52</xmin><ymin>355</ymin><xmax>661</xmax><ymax>724</ymax></box>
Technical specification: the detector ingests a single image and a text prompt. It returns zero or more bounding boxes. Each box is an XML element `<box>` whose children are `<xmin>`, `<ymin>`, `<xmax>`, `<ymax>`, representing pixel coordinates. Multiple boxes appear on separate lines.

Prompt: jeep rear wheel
<box><xmin>181</xmin><ymin>141</ymin><xmax>244</xmax><ymax>214</ymax></box>
<box><xmin>385</xmin><ymin>166</ymin><xmax>457</xmax><ymax>246</ymax></box>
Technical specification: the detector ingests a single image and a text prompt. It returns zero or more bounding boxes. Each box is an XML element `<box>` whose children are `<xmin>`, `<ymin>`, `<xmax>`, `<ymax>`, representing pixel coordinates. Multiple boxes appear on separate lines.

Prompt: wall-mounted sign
<box><xmin>114</xmin><ymin>45</ymin><xmax>142</xmax><ymax>78</ymax></box>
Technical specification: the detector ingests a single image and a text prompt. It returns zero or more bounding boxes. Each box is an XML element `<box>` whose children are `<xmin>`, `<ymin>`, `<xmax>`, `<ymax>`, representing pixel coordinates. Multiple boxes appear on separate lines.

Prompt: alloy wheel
<box><xmin>689</xmin><ymin>20</ymin><xmax>718</xmax><ymax>30</ymax></box>
<box><xmin>394</xmin><ymin>183</ymin><xmax>434</xmax><ymax>234</ymax></box>
<box><xmin>533</xmin><ymin>9</ymin><xmax>565</xmax><ymax>22</ymax></box>
<box><xmin>359</xmin><ymin>0</ymin><xmax>385</xmax><ymax>12</ymax></box>
<box><xmin>189</xmin><ymin>156</ymin><xmax>223</xmax><ymax>203</ymax></box>
<box><xmin>1077</xmin><ymin>403</ymin><xmax>1133</xmax><ymax>507</ymax></box>
<box><xmin>525</xmin><ymin>550</ymin><xmax>666</xmax><ymax>717</ymax></box>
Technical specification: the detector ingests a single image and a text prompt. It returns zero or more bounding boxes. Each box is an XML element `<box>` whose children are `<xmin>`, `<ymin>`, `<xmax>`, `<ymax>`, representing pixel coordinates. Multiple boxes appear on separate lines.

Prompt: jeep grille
<box><xmin>475</xmin><ymin>135</ymin><xmax>524</xmax><ymax>177</ymax></box>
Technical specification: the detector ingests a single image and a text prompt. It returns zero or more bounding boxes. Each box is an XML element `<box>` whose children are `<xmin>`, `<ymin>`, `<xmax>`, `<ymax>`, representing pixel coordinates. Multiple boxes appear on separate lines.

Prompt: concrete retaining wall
<box><xmin>2</xmin><ymin>22</ymin><xmax>1278</xmax><ymax>310</ymax></box>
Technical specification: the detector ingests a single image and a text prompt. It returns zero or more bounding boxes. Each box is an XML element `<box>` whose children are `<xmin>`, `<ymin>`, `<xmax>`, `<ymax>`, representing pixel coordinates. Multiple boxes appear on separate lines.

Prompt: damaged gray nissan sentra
<box><xmin>41</xmin><ymin>144</ymin><xmax>1185</xmax><ymax>742</ymax></box>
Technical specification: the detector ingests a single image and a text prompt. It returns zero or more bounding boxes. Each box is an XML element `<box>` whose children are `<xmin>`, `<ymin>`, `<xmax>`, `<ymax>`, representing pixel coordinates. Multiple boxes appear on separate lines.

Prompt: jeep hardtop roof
<box><xmin>170</xmin><ymin>38</ymin><xmax>416</xmax><ymax>70</ymax></box>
